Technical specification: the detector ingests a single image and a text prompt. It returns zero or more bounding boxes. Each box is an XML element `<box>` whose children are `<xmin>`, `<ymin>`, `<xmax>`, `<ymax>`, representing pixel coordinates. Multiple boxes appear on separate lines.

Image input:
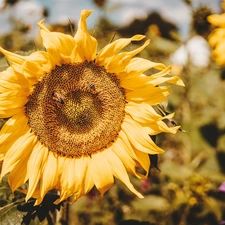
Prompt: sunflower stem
<box><xmin>55</xmin><ymin>203</ymin><xmax>70</xmax><ymax>225</ymax></box>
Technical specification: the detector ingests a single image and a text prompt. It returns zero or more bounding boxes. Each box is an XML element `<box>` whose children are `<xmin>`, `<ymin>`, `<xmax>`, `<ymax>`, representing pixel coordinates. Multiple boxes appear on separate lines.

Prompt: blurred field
<box><xmin>1</xmin><ymin>0</ymin><xmax>225</xmax><ymax>225</ymax></box>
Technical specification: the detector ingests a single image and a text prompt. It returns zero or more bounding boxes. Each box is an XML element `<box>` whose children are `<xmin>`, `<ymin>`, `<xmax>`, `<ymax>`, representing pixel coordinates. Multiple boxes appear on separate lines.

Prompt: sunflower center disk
<box><xmin>26</xmin><ymin>62</ymin><xmax>125</xmax><ymax>157</ymax></box>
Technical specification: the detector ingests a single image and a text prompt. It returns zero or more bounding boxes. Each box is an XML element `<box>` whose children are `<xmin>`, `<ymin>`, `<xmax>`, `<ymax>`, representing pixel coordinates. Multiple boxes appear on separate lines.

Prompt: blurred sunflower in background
<box><xmin>0</xmin><ymin>9</ymin><xmax>183</xmax><ymax>206</ymax></box>
<box><xmin>208</xmin><ymin>1</ymin><xmax>225</xmax><ymax>66</ymax></box>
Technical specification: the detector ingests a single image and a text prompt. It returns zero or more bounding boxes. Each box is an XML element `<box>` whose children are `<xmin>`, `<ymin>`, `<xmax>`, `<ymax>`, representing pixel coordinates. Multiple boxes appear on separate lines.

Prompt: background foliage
<box><xmin>0</xmin><ymin>0</ymin><xmax>225</xmax><ymax>224</ymax></box>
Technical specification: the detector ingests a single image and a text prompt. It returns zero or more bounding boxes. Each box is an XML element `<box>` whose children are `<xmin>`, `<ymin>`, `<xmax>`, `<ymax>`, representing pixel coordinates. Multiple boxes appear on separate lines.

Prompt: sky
<box><xmin>0</xmin><ymin>0</ymin><xmax>222</xmax><ymax>40</ymax></box>
<box><xmin>39</xmin><ymin>0</ymin><xmax>221</xmax><ymax>39</ymax></box>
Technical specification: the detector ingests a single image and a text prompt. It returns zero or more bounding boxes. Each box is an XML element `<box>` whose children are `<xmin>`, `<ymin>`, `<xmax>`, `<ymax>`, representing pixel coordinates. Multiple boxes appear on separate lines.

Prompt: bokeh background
<box><xmin>1</xmin><ymin>0</ymin><xmax>225</xmax><ymax>224</ymax></box>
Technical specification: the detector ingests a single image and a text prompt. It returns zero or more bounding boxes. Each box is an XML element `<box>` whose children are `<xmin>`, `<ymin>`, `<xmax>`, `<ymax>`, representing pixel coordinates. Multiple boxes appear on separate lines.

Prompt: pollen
<box><xmin>26</xmin><ymin>61</ymin><xmax>125</xmax><ymax>158</ymax></box>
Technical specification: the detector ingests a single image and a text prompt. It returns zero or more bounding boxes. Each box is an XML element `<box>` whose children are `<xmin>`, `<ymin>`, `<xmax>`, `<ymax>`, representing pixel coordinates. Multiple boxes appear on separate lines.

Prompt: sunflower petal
<box><xmin>119</xmin><ymin>130</ymin><xmax>150</xmax><ymax>175</ymax></box>
<box><xmin>67</xmin><ymin>156</ymin><xmax>94</xmax><ymax>203</ymax></box>
<box><xmin>150</xmin><ymin>75</ymin><xmax>185</xmax><ymax>86</ymax></box>
<box><xmin>0</xmin><ymin>80</ymin><xmax>29</xmax><ymax>93</ymax></box>
<box><xmin>24</xmin><ymin>51</ymin><xmax>52</xmax><ymax>80</ymax></box>
<box><xmin>0</xmin><ymin>114</ymin><xmax>28</xmax><ymax>159</ymax></box>
<box><xmin>0</xmin><ymin>47</ymin><xmax>26</xmax><ymax>75</ymax></box>
<box><xmin>39</xmin><ymin>152</ymin><xmax>59</xmax><ymax>202</ymax></box>
<box><xmin>56</xmin><ymin>158</ymin><xmax>76</xmax><ymax>203</ymax></box>
<box><xmin>38</xmin><ymin>20</ymin><xmax>77</xmax><ymax>65</ymax></box>
<box><xmin>1</xmin><ymin>131</ymin><xmax>36</xmax><ymax>178</ymax></box>
<box><xmin>208</xmin><ymin>13</ymin><xmax>225</xmax><ymax>27</ymax></box>
<box><xmin>26</xmin><ymin>143</ymin><xmax>48</xmax><ymax>201</ymax></box>
<box><xmin>145</xmin><ymin>120</ymin><xmax>180</xmax><ymax>135</ymax></box>
<box><xmin>0</xmin><ymin>47</ymin><xmax>49</xmax><ymax>83</ymax></box>
<box><xmin>105</xmin><ymin>40</ymin><xmax>150</xmax><ymax>73</ymax></box>
<box><xmin>0</xmin><ymin>107</ymin><xmax>24</xmax><ymax>119</ymax></box>
<box><xmin>103</xmin><ymin>149</ymin><xmax>144</xmax><ymax>198</ymax></box>
<box><xmin>133</xmin><ymin>148</ymin><xmax>150</xmax><ymax>175</ymax></box>
<box><xmin>125</xmin><ymin>57</ymin><xmax>166</xmax><ymax>73</ymax></box>
<box><xmin>126</xmin><ymin>85</ymin><xmax>170</xmax><ymax>105</ymax></box>
<box><xmin>8</xmin><ymin>159</ymin><xmax>28</xmax><ymax>194</ymax></box>
<box><xmin>125</xmin><ymin>102</ymin><xmax>161</xmax><ymax>123</ymax></box>
<box><xmin>90</xmin><ymin>151</ymin><xmax>114</xmax><ymax>196</ymax></box>
<box><xmin>113</xmin><ymin>138</ymin><xmax>145</xmax><ymax>179</ymax></box>
<box><xmin>122</xmin><ymin>115</ymin><xmax>164</xmax><ymax>154</ymax></box>
<box><xmin>0</xmin><ymin>92</ymin><xmax>28</xmax><ymax>109</ymax></box>
<box><xmin>96</xmin><ymin>35</ymin><xmax>145</xmax><ymax>66</ymax></box>
<box><xmin>119</xmin><ymin>65</ymin><xmax>184</xmax><ymax>90</ymax></box>
<box><xmin>74</xmin><ymin>10</ymin><xmax>97</xmax><ymax>62</ymax></box>
<box><xmin>0</xmin><ymin>67</ymin><xmax>30</xmax><ymax>93</ymax></box>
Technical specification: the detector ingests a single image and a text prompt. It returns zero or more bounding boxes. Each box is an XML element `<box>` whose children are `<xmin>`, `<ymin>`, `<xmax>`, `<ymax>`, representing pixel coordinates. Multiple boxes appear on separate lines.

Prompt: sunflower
<box><xmin>208</xmin><ymin>10</ymin><xmax>225</xmax><ymax>66</ymax></box>
<box><xmin>0</xmin><ymin>10</ymin><xmax>184</xmax><ymax>205</ymax></box>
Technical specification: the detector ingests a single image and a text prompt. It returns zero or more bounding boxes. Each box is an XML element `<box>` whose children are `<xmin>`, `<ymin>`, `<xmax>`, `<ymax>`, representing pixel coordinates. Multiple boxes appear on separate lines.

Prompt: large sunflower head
<box><xmin>0</xmin><ymin>10</ymin><xmax>184</xmax><ymax>205</ymax></box>
<box><xmin>208</xmin><ymin>10</ymin><xmax>225</xmax><ymax>66</ymax></box>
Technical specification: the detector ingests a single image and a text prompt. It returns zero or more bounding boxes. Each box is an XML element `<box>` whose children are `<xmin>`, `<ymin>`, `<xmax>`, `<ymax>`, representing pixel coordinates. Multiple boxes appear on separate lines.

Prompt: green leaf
<box><xmin>0</xmin><ymin>201</ymin><xmax>26</xmax><ymax>225</ymax></box>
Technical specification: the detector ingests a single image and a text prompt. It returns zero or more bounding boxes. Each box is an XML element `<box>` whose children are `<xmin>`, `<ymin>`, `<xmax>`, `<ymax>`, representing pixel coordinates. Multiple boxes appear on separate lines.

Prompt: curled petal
<box><xmin>74</xmin><ymin>10</ymin><xmax>97</xmax><ymax>62</ymax></box>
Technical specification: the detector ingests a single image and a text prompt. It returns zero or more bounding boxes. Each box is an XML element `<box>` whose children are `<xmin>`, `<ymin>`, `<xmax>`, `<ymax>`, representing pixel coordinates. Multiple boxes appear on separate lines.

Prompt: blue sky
<box><xmin>0</xmin><ymin>0</ymin><xmax>222</xmax><ymax>40</ymax></box>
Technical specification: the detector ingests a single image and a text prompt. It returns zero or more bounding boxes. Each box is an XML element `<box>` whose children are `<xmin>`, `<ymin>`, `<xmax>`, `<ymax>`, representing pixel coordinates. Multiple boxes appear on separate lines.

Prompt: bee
<box><xmin>52</xmin><ymin>91</ymin><xmax>64</xmax><ymax>104</ymax></box>
<box><xmin>88</xmin><ymin>82</ymin><xmax>95</xmax><ymax>90</ymax></box>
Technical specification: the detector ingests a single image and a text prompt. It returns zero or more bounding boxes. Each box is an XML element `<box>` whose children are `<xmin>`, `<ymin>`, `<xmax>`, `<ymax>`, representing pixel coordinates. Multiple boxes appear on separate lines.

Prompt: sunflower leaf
<box><xmin>17</xmin><ymin>192</ymin><xmax>63</xmax><ymax>225</ymax></box>
<box><xmin>149</xmin><ymin>135</ymin><xmax>160</xmax><ymax>170</ymax></box>
<box><xmin>0</xmin><ymin>201</ymin><xmax>26</xmax><ymax>225</ymax></box>
<box><xmin>149</xmin><ymin>154</ymin><xmax>160</xmax><ymax>170</ymax></box>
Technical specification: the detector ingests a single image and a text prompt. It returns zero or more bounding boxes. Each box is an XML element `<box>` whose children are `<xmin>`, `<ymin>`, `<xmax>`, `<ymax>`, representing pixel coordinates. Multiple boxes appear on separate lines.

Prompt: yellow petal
<box><xmin>1</xmin><ymin>131</ymin><xmax>36</xmax><ymax>178</ymax></box>
<box><xmin>0</xmin><ymin>47</ymin><xmax>47</xmax><ymax>83</ymax></box>
<box><xmin>119</xmin><ymin>74</ymin><xmax>148</xmax><ymax>90</ymax></box>
<box><xmin>0</xmin><ymin>47</ymin><xmax>26</xmax><ymax>75</ymax></box>
<box><xmin>0</xmin><ymin>107</ymin><xmax>24</xmax><ymax>119</ymax></box>
<box><xmin>208</xmin><ymin>14</ymin><xmax>225</xmax><ymax>27</ymax></box>
<box><xmin>0</xmin><ymin>92</ymin><xmax>28</xmax><ymax>109</ymax></box>
<box><xmin>96</xmin><ymin>35</ymin><xmax>145</xmax><ymax>66</ymax></box>
<box><xmin>125</xmin><ymin>102</ymin><xmax>161</xmax><ymax>123</ymax></box>
<box><xmin>150</xmin><ymin>75</ymin><xmax>185</xmax><ymax>86</ymax></box>
<box><xmin>24</xmin><ymin>51</ymin><xmax>53</xmax><ymax>80</ymax></box>
<box><xmin>74</xmin><ymin>10</ymin><xmax>97</xmax><ymax>62</ymax></box>
<box><xmin>208</xmin><ymin>28</ymin><xmax>225</xmax><ymax>47</ymax></box>
<box><xmin>89</xmin><ymin>151</ymin><xmax>114</xmax><ymax>196</ymax></box>
<box><xmin>26</xmin><ymin>142</ymin><xmax>48</xmax><ymax>201</ymax></box>
<box><xmin>125</xmin><ymin>84</ymin><xmax>169</xmax><ymax>105</ymax></box>
<box><xmin>119</xmin><ymin>65</ymin><xmax>184</xmax><ymax>89</ymax></box>
<box><xmin>0</xmin><ymin>67</ymin><xmax>31</xmax><ymax>93</ymax></box>
<box><xmin>113</xmin><ymin>138</ymin><xmax>145</xmax><ymax>179</ymax></box>
<box><xmin>125</xmin><ymin>57</ymin><xmax>166</xmax><ymax>73</ymax></box>
<box><xmin>8</xmin><ymin>157</ymin><xmax>28</xmax><ymax>193</ymax></box>
<box><xmin>119</xmin><ymin>130</ymin><xmax>150</xmax><ymax>175</ymax></box>
<box><xmin>0</xmin><ymin>67</ymin><xmax>29</xmax><ymax>86</ymax></box>
<box><xmin>121</xmin><ymin>115</ymin><xmax>164</xmax><ymax>154</ymax></box>
<box><xmin>102</xmin><ymin>149</ymin><xmax>144</xmax><ymax>198</ymax></box>
<box><xmin>39</xmin><ymin>152</ymin><xmax>59</xmax><ymax>201</ymax></box>
<box><xmin>105</xmin><ymin>40</ymin><xmax>150</xmax><ymax>73</ymax></box>
<box><xmin>55</xmin><ymin>157</ymin><xmax>76</xmax><ymax>203</ymax></box>
<box><xmin>133</xmin><ymin>148</ymin><xmax>150</xmax><ymax>176</ymax></box>
<box><xmin>125</xmin><ymin>103</ymin><xmax>180</xmax><ymax>135</ymax></box>
<box><xmin>38</xmin><ymin>20</ymin><xmax>77</xmax><ymax>65</ymax></box>
<box><xmin>0</xmin><ymin>79</ymin><xmax>29</xmax><ymax>93</ymax></box>
<box><xmin>61</xmin><ymin>156</ymin><xmax>94</xmax><ymax>204</ymax></box>
<box><xmin>73</xmin><ymin>156</ymin><xmax>94</xmax><ymax>199</ymax></box>
<box><xmin>0</xmin><ymin>114</ymin><xmax>28</xmax><ymax>157</ymax></box>
<box><xmin>7</xmin><ymin>139</ymin><xmax>36</xmax><ymax>193</ymax></box>
<box><xmin>145</xmin><ymin>120</ymin><xmax>180</xmax><ymax>135</ymax></box>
